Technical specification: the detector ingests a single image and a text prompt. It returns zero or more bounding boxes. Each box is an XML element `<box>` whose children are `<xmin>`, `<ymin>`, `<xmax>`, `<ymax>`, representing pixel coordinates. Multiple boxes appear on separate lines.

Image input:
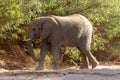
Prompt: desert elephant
<box><xmin>26</xmin><ymin>14</ymin><xmax>99</xmax><ymax>70</ymax></box>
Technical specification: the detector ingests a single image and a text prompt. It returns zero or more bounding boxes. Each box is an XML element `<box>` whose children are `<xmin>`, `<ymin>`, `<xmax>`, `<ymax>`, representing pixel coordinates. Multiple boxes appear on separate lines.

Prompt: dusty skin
<box><xmin>0</xmin><ymin>65</ymin><xmax>120</xmax><ymax>80</ymax></box>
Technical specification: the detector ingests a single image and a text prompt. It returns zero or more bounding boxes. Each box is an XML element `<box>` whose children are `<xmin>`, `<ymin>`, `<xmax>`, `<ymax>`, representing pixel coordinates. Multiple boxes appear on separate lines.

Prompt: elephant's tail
<box><xmin>92</xmin><ymin>28</ymin><xmax>96</xmax><ymax>49</ymax></box>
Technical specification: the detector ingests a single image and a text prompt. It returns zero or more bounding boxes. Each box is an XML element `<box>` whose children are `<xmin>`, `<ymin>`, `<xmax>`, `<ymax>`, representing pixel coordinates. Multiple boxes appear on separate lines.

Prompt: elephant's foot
<box><xmin>53</xmin><ymin>67</ymin><xmax>60</xmax><ymax>70</ymax></box>
<box><xmin>80</xmin><ymin>64</ymin><xmax>89</xmax><ymax>69</ymax></box>
<box><xmin>91</xmin><ymin>60</ymin><xmax>99</xmax><ymax>69</ymax></box>
<box><xmin>35</xmin><ymin>65</ymin><xmax>44</xmax><ymax>70</ymax></box>
<box><xmin>52</xmin><ymin>68</ymin><xmax>59</xmax><ymax>70</ymax></box>
<box><xmin>53</xmin><ymin>64</ymin><xmax>60</xmax><ymax>70</ymax></box>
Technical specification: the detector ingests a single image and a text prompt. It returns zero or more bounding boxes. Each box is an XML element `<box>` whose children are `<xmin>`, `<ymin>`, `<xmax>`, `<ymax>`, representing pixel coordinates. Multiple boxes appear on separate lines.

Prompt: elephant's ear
<box><xmin>38</xmin><ymin>18</ymin><xmax>46</xmax><ymax>31</ymax></box>
<box><xmin>40</xmin><ymin>20</ymin><xmax>46</xmax><ymax>30</ymax></box>
<box><xmin>38</xmin><ymin>18</ymin><xmax>50</xmax><ymax>40</ymax></box>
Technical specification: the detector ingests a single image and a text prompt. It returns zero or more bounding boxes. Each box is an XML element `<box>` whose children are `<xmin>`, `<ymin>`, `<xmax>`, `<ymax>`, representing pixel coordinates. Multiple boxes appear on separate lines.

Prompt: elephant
<box><xmin>26</xmin><ymin>14</ymin><xmax>99</xmax><ymax>70</ymax></box>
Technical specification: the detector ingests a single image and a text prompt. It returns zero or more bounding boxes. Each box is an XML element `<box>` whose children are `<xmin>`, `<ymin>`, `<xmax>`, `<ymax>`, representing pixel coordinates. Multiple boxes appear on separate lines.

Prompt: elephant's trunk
<box><xmin>26</xmin><ymin>38</ymin><xmax>39</xmax><ymax>62</ymax></box>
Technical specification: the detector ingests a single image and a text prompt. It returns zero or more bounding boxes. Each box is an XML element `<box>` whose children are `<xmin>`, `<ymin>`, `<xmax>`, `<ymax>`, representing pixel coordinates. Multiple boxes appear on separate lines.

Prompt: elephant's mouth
<box><xmin>34</xmin><ymin>34</ymin><xmax>40</xmax><ymax>39</ymax></box>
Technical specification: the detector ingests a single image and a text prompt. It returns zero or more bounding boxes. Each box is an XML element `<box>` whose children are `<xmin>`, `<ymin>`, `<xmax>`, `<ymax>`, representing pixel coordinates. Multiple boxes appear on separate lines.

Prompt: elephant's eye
<box><xmin>33</xmin><ymin>28</ymin><xmax>36</xmax><ymax>32</ymax></box>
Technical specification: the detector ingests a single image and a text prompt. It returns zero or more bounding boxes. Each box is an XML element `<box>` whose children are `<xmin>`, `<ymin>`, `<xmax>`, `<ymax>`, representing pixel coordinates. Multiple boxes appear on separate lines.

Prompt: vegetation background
<box><xmin>0</xmin><ymin>0</ymin><xmax>120</xmax><ymax>69</ymax></box>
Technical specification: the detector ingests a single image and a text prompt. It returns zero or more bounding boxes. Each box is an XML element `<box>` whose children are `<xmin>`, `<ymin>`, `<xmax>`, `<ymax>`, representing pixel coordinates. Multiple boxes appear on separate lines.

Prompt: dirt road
<box><xmin>0</xmin><ymin>65</ymin><xmax>120</xmax><ymax>80</ymax></box>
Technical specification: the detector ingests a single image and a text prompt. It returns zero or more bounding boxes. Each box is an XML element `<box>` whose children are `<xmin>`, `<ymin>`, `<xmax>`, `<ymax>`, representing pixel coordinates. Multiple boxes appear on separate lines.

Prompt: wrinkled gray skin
<box><xmin>26</xmin><ymin>14</ymin><xmax>99</xmax><ymax>70</ymax></box>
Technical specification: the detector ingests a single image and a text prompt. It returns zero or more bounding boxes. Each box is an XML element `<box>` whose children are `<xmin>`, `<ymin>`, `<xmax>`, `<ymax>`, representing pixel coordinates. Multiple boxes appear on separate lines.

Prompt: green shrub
<box><xmin>0</xmin><ymin>0</ymin><xmax>120</xmax><ymax>66</ymax></box>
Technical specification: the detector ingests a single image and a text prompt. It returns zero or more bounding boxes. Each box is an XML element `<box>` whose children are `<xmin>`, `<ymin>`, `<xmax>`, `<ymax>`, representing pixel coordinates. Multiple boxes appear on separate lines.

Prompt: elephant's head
<box><xmin>27</xmin><ymin>17</ymin><xmax>45</xmax><ymax>39</ymax></box>
<box><xmin>26</xmin><ymin>17</ymin><xmax>58</xmax><ymax>61</ymax></box>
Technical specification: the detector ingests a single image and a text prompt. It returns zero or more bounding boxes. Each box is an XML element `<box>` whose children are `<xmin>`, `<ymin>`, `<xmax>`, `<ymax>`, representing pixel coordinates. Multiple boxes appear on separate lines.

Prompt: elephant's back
<box><xmin>53</xmin><ymin>14</ymin><xmax>92</xmax><ymax>33</ymax></box>
<box><xmin>53</xmin><ymin>14</ymin><xmax>93</xmax><ymax>47</ymax></box>
<box><xmin>53</xmin><ymin>14</ymin><xmax>92</xmax><ymax>27</ymax></box>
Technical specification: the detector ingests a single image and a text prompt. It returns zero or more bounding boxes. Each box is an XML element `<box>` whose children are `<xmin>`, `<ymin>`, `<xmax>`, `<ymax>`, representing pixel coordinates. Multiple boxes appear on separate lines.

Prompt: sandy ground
<box><xmin>0</xmin><ymin>65</ymin><xmax>120</xmax><ymax>80</ymax></box>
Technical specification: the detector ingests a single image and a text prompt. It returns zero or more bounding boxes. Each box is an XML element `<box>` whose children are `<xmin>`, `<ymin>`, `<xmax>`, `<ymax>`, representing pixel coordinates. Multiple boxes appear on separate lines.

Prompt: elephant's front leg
<box><xmin>51</xmin><ymin>45</ymin><xmax>60</xmax><ymax>70</ymax></box>
<box><xmin>36</xmin><ymin>41</ymin><xmax>50</xmax><ymax>70</ymax></box>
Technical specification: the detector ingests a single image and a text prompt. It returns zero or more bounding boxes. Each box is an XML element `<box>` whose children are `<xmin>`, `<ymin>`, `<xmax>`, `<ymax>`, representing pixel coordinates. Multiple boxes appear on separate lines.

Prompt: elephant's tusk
<box><xmin>23</xmin><ymin>38</ymin><xmax>32</xmax><ymax>42</ymax></box>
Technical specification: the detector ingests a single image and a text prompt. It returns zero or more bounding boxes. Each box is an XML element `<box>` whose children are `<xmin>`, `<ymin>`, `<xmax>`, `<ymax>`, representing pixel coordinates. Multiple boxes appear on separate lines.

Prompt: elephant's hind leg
<box><xmin>78</xmin><ymin>46</ymin><xmax>99</xmax><ymax>69</ymax></box>
<box><xmin>79</xmin><ymin>52</ymin><xmax>89</xmax><ymax>69</ymax></box>
<box><xmin>78</xmin><ymin>47</ymin><xmax>89</xmax><ymax>69</ymax></box>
